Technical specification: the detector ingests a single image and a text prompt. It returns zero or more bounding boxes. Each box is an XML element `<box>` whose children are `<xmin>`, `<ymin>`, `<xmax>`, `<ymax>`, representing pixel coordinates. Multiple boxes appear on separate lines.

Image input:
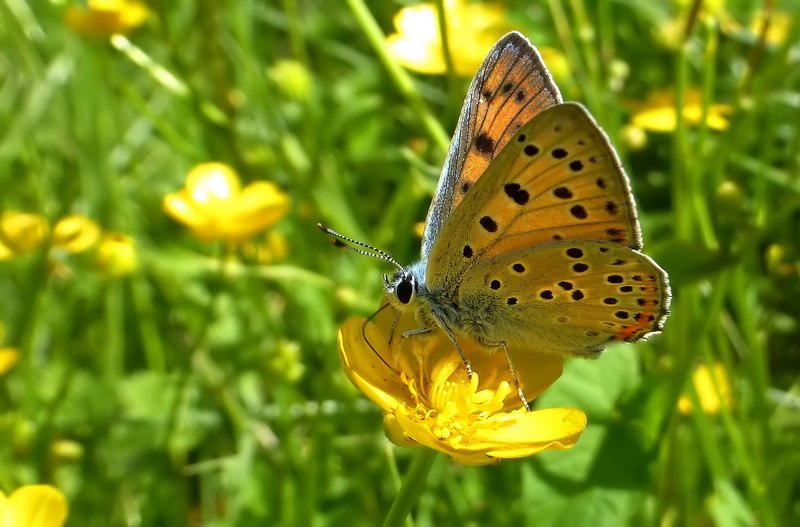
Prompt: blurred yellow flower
<box><xmin>338</xmin><ymin>301</ymin><xmax>586</xmax><ymax>465</ymax></box>
<box><xmin>0</xmin><ymin>484</ymin><xmax>68</xmax><ymax>527</ymax></box>
<box><xmin>50</xmin><ymin>440</ymin><xmax>85</xmax><ymax>463</ymax></box>
<box><xmin>620</xmin><ymin>124</ymin><xmax>647</xmax><ymax>150</ymax></box>
<box><xmin>163</xmin><ymin>163</ymin><xmax>290</xmax><ymax>244</ymax></box>
<box><xmin>678</xmin><ymin>363</ymin><xmax>733</xmax><ymax>415</ymax></box>
<box><xmin>0</xmin><ymin>322</ymin><xmax>20</xmax><ymax>376</ymax></box>
<box><xmin>268</xmin><ymin>60</ymin><xmax>313</xmax><ymax>101</ymax></box>
<box><xmin>386</xmin><ymin>0</ymin><xmax>510</xmax><ymax>75</ymax></box>
<box><xmin>95</xmin><ymin>232</ymin><xmax>138</xmax><ymax>276</ymax></box>
<box><xmin>0</xmin><ymin>347</ymin><xmax>19</xmax><ymax>376</ymax></box>
<box><xmin>630</xmin><ymin>89</ymin><xmax>732</xmax><ymax>132</ymax></box>
<box><xmin>658</xmin><ymin>4</ymin><xmax>790</xmax><ymax>49</ymax></box>
<box><xmin>0</xmin><ymin>212</ymin><xmax>49</xmax><ymax>259</ymax></box>
<box><xmin>52</xmin><ymin>215</ymin><xmax>101</xmax><ymax>254</ymax></box>
<box><xmin>65</xmin><ymin>0</ymin><xmax>148</xmax><ymax>37</ymax></box>
<box><xmin>749</xmin><ymin>11</ymin><xmax>791</xmax><ymax>46</ymax></box>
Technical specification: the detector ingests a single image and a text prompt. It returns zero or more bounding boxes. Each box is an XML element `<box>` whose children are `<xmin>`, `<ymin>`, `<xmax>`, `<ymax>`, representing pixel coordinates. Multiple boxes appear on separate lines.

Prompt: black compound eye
<box><xmin>396</xmin><ymin>276</ymin><xmax>414</xmax><ymax>304</ymax></box>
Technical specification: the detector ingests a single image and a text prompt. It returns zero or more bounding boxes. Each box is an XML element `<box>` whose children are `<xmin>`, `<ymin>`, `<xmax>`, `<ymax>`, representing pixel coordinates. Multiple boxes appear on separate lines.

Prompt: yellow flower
<box><xmin>339</xmin><ymin>301</ymin><xmax>586</xmax><ymax>465</ymax></box>
<box><xmin>386</xmin><ymin>0</ymin><xmax>510</xmax><ymax>75</ymax></box>
<box><xmin>748</xmin><ymin>11</ymin><xmax>792</xmax><ymax>46</ymax></box>
<box><xmin>95</xmin><ymin>232</ymin><xmax>138</xmax><ymax>276</ymax></box>
<box><xmin>268</xmin><ymin>60</ymin><xmax>314</xmax><ymax>101</ymax></box>
<box><xmin>50</xmin><ymin>440</ymin><xmax>85</xmax><ymax>463</ymax></box>
<box><xmin>714</xmin><ymin>9</ymin><xmax>792</xmax><ymax>46</ymax></box>
<box><xmin>629</xmin><ymin>89</ymin><xmax>732</xmax><ymax>132</ymax></box>
<box><xmin>678</xmin><ymin>363</ymin><xmax>733</xmax><ymax>415</ymax></box>
<box><xmin>0</xmin><ymin>322</ymin><xmax>20</xmax><ymax>376</ymax></box>
<box><xmin>0</xmin><ymin>484</ymin><xmax>68</xmax><ymax>527</ymax></box>
<box><xmin>65</xmin><ymin>0</ymin><xmax>148</xmax><ymax>37</ymax></box>
<box><xmin>0</xmin><ymin>212</ymin><xmax>49</xmax><ymax>259</ymax></box>
<box><xmin>163</xmin><ymin>163</ymin><xmax>290</xmax><ymax>244</ymax></box>
<box><xmin>0</xmin><ymin>347</ymin><xmax>19</xmax><ymax>376</ymax></box>
<box><xmin>51</xmin><ymin>215</ymin><xmax>101</xmax><ymax>254</ymax></box>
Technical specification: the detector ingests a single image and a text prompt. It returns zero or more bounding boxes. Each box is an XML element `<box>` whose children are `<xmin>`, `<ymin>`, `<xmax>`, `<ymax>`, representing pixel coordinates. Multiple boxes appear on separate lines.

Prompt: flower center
<box><xmin>403</xmin><ymin>356</ymin><xmax>515</xmax><ymax>446</ymax></box>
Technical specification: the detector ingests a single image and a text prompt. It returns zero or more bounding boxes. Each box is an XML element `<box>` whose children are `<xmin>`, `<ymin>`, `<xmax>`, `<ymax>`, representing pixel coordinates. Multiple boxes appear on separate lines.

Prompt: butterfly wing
<box><xmin>454</xmin><ymin>240</ymin><xmax>670</xmax><ymax>355</ymax></box>
<box><xmin>421</xmin><ymin>31</ymin><xmax>562</xmax><ymax>259</ymax></box>
<box><xmin>427</xmin><ymin>102</ymin><xmax>644</xmax><ymax>295</ymax></box>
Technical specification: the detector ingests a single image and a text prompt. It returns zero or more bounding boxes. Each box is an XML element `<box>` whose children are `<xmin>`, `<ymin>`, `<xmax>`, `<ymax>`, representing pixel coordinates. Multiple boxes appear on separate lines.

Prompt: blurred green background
<box><xmin>1</xmin><ymin>0</ymin><xmax>799</xmax><ymax>525</ymax></box>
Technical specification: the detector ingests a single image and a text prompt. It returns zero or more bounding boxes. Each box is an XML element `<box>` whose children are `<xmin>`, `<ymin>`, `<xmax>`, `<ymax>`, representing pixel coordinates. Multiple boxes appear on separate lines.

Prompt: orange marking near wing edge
<box><xmin>614</xmin><ymin>310</ymin><xmax>656</xmax><ymax>340</ymax></box>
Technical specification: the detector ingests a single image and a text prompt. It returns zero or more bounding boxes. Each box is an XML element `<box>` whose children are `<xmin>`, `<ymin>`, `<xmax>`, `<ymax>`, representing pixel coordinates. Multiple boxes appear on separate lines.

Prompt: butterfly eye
<box><xmin>396</xmin><ymin>275</ymin><xmax>415</xmax><ymax>304</ymax></box>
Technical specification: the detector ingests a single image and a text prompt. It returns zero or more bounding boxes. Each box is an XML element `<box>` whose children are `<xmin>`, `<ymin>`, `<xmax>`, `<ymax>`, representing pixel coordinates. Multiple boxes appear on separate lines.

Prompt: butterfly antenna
<box><xmin>317</xmin><ymin>223</ymin><xmax>405</xmax><ymax>272</ymax></box>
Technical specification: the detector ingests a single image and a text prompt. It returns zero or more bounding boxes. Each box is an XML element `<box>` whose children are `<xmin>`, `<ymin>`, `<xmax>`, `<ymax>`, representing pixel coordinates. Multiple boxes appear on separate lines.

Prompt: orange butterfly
<box><xmin>322</xmin><ymin>32</ymin><xmax>670</xmax><ymax>407</ymax></box>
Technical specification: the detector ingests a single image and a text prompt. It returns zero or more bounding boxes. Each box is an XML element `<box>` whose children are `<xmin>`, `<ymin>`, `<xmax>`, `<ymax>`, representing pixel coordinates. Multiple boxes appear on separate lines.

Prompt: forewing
<box><xmin>428</xmin><ymin>102</ymin><xmax>642</xmax><ymax>292</ymax></box>
<box><xmin>421</xmin><ymin>31</ymin><xmax>562</xmax><ymax>258</ymax></box>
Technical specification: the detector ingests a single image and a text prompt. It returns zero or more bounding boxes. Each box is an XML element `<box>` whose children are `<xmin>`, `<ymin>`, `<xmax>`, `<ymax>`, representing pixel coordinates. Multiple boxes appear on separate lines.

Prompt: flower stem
<box><xmin>345</xmin><ymin>0</ymin><xmax>450</xmax><ymax>152</ymax></box>
<box><xmin>383</xmin><ymin>447</ymin><xmax>439</xmax><ymax>527</ymax></box>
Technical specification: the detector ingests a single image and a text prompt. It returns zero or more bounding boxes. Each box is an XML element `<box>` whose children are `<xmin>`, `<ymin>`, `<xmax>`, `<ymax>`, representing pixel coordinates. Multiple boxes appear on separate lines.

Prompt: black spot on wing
<box><xmin>474</xmin><ymin>133</ymin><xmax>495</xmax><ymax>155</ymax></box>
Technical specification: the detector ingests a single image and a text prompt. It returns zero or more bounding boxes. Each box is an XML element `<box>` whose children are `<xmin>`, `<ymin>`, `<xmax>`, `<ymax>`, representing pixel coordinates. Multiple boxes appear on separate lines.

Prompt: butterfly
<box><xmin>321</xmin><ymin>31</ymin><xmax>670</xmax><ymax>407</ymax></box>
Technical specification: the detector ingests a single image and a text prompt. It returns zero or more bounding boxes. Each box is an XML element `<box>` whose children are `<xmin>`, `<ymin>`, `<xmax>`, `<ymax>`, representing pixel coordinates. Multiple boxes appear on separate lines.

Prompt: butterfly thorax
<box><xmin>386</xmin><ymin>261</ymin><xmax>499</xmax><ymax>346</ymax></box>
<box><xmin>385</xmin><ymin>261</ymin><xmax>449</xmax><ymax>331</ymax></box>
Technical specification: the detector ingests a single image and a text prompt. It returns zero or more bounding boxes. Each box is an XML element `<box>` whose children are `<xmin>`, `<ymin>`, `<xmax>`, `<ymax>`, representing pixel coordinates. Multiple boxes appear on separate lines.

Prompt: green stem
<box><xmin>346</xmin><ymin>0</ymin><xmax>450</xmax><ymax>152</ymax></box>
<box><xmin>434</xmin><ymin>0</ymin><xmax>457</xmax><ymax>96</ymax></box>
<box><xmin>382</xmin><ymin>447</ymin><xmax>439</xmax><ymax>527</ymax></box>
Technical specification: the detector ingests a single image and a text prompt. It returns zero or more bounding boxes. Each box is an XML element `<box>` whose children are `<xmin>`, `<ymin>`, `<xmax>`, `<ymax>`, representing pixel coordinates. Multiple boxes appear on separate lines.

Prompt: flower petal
<box><xmin>2</xmin><ymin>484</ymin><xmax>68</xmax><ymax>527</ymax></box>
<box><xmin>162</xmin><ymin>191</ymin><xmax>208</xmax><ymax>229</ymax></box>
<box><xmin>185</xmin><ymin>163</ymin><xmax>241</xmax><ymax>204</ymax></box>
<box><xmin>0</xmin><ymin>212</ymin><xmax>49</xmax><ymax>254</ymax></box>
<box><xmin>338</xmin><ymin>317</ymin><xmax>414</xmax><ymax>411</ymax></box>
<box><xmin>52</xmin><ymin>215</ymin><xmax>101</xmax><ymax>253</ymax></box>
<box><xmin>477</xmin><ymin>407</ymin><xmax>587</xmax><ymax>453</ymax></box>
<box><xmin>232</xmin><ymin>182</ymin><xmax>291</xmax><ymax>231</ymax></box>
<box><xmin>0</xmin><ymin>347</ymin><xmax>20</xmax><ymax>376</ymax></box>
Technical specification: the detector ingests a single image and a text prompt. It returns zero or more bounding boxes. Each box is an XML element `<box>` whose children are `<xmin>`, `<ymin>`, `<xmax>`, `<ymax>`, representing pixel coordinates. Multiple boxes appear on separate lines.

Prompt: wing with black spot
<box><xmin>427</xmin><ymin>103</ymin><xmax>642</xmax><ymax>292</ymax></box>
<box><xmin>421</xmin><ymin>31</ymin><xmax>562</xmax><ymax>259</ymax></box>
<box><xmin>455</xmin><ymin>241</ymin><xmax>670</xmax><ymax>355</ymax></box>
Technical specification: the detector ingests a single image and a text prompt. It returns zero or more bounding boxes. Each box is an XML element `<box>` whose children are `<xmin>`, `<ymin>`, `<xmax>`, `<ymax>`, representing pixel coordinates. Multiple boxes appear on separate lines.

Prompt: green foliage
<box><xmin>1</xmin><ymin>0</ymin><xmax>799</xmax><ymax>525</ymax></box>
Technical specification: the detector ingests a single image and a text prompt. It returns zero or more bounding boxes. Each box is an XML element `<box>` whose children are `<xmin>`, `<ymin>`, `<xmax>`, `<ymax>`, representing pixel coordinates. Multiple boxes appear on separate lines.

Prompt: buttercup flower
<box><xmin>0</xmin><ymin>322</ymin><xmax>19</xmax><ymax>376</ymax></box>
<box><xmin>65</xmin><ymin>0</ymin><xmax>148</xmax><ymax>38</ymax></box>
<box><xmin>715</xmin><ymin>9</ymin><xmax>792</xmax><ymax>46</ymax></box>
<box><xmin>95</xmin><ymin>232</ymin><xmax>138</xmax><ymax>276</ymax></box>
<box><xmin>386</xmin><ymin>0</ymin><xmax>510</xmax><ymax>75</ymax></box>
<box><xmin>678</xmin><ymin>363</ymin><xmax>733</xmax><ymax>415</ymax></box>
<box><xmin>338</xmin><ymin>301</ymin><xmax>586</xmax><ymax>465</ymax></box>
<box><xmin>0</xmin><ymin>348</ymin><xmax>19</xmax><ymax>375</ymax></box>
<box><xmin>629</xmin><ymin>89</ymin><xmax>732</xmax><ymax>132</ymax></box>
<box><xmin>52</xmin><ymin>215</ymin><xmax>101</xmax><ymax>254</ymax></box>
<box><xmin>163</xmin><ymin>163</ymin><xmax>290</xmax><ymax>244</ymax></box>
<box><xmin>748</xmin><ymin>11</ymin><xmax>791</xmax><ymax>46</ymax></box>
<box><xmin>0</xmin><ymin>484</ymin><xmax>68</xmax><ymax>527</ymax></box>
<box><xmin>0</xmin><ymin>212</ymin><xmax>49</xmax><ymax>259</ymax></box>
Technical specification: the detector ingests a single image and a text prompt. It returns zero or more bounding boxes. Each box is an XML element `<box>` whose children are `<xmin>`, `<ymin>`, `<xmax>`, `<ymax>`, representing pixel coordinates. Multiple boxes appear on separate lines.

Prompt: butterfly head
<box><xmin>383</xmin><ymin>260</ymin><xmax>427</xmax><ymax>311</ymax></box>
<box><xmin>384</xmin><ymin>270</ymin><xmax>415</xmax><ymax>304</ymax></box>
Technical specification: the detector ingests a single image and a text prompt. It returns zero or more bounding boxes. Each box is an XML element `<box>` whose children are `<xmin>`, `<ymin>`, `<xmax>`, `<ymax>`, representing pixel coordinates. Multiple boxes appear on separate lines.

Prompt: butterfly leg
<box><xmin>400</xmin><ymin>327</ymin><xmax>433</xmax><ymax>340</ymax></box>
<box><xmin>429</xmin><ymin>312</ymin><xmax>474</xmax><ymax>379</ymax></box>
<box><xmin>397</xmin><ymin>316</ymin><xmax>475</xmax><ymax>380</ymax></box>
<box><xmin>491</xmin><ymin>340</ymin><xmax>531</xmax><ymax>411</ymax></box>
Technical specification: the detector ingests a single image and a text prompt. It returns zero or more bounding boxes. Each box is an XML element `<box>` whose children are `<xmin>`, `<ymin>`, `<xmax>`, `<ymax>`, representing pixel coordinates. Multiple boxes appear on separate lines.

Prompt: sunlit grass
<box><xmin>1</xmin><ymin>1</ymin><xmax>798</xmax><ymax>525</ymax></box>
